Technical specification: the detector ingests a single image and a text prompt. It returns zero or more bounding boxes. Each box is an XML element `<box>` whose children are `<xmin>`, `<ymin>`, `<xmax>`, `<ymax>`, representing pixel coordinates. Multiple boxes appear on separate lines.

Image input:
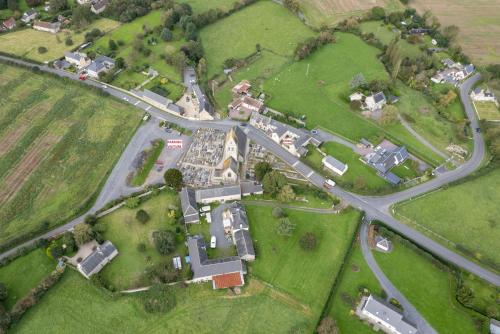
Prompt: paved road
<box><xmin>359</xmin><ymin>221</ymin><xmax>437</xmax><ymax>334</ymax></box>
<box><xmin>1</xmin><ymin>56</ymin><xmax>498</xmax><ymax>287</ymax></box>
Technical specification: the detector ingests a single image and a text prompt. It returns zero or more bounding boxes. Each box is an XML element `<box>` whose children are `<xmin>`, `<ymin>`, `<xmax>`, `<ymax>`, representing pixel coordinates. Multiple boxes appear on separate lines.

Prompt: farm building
<box><xmin>356</xmin><ymin>294</ymin><xmax>418</xmax><ymax>334</ymax></box>
<box><xmin>195</xmin><ymin>185</ymin><xmax>242</xmax><ymax>204</ymax></box>
<box><xmin>224</xmin><ymin>203</ymin><xmax>255</xmax><ymax>262</ymax></box>
<box><xmin>77</xmin><ymin>241</ymin><xmax>118</xmax><ymax>279</ymax></box>
<box><xmin>322</xmin><ymin>155</ymin><xmax>348</xmax><ymax>176</ymax></box>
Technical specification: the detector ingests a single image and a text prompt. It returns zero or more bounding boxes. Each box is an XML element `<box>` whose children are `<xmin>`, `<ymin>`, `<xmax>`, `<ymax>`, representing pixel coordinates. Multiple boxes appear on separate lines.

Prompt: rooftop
<box><xmin>195</xmin><ymin>185</ymin><xmax>242</xmax><ymax>202</ymax></box>
<box><xmin>78</xmin><ymin>241</ymin><xmax>117</xmax><ymax>276</ymax></box>
<box><xmin>362</xmin><ymin>295</ymin><xmax>417</xmax><ymax>334</ymax></box>
<box><xmin>212</xmin><ymin>272</ymin><xmax>243</xmax><ymax>289</ymax></box>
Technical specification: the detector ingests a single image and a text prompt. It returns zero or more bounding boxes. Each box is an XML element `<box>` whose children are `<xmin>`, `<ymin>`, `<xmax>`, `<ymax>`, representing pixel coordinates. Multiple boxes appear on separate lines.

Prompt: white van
<box><xmin>210</xmin><ymin>236</ymin><xmax>216</xmax><ymax>249</ymax></box>
<box><xmin>324</xmin><ymin>179</ymin><xmax>336</xmax><ymax>188</ymax></box>
<box><xmin>200</xmin><ymin>205</ymin><xmax>211</xmax><ymax>213</ymax></box>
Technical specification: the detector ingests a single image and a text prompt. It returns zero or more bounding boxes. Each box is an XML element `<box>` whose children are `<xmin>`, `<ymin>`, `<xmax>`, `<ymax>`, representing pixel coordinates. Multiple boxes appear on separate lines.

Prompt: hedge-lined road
<box><xmin>0</xmin><ymin>56</ymin><xmax>498</xmax><ymax>287</ymax></box>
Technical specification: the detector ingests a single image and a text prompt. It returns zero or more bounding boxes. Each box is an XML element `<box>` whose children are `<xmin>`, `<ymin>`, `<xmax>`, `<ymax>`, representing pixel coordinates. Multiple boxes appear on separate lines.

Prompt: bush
<box><xmin>0</xmin><ymin>283</ymin><xmax>7</xmax><ymax>301</ymax></box>
<box><xmin>317</xmin><ymin>316</ymin><xmax>339</xmax><ymax>334</ymax></box>
<box><xmin>299</xmin><ymin>232</ymin><xmax>317</xmax><ymax>251</ymax></box>
<box><xmin>142</xmin><ymin>284</ymin><xmax>176</xmax><ymax>313</ymax></box>
<box><xmin>65</xmin><ymin>37</ymin><xmax>73</xmax><ymax>46</ymax></box>
<box><xmin>272</xmin><ymin>207</ymin><xmax>285</xmax><ymax>218</ymax></box>
<box><xmin>37</xmin><ymin>47</ymin><xmax>48</xmax><ymax>54</ymax></box>
<box><xmin>125</xmin><ymin>197</ymin><xmax>140</xmax><ymax>209</ymax></box>
<box><xmin>73</xmin><ymin>223</ymin><xmax>94</xmax><ymax>246</ymax></box>
<box><xmin>152</xmin><ymin>230</ymin><xmax>176</xmax><ymax>255</ymax></box>
<box><xmin>137</xmin><ymin>242</ymin><xmax>146</xmax><ymax>252</ymax></box>
<box><xmin>136</xmin><ymin>209</ymin><xmax>150</xmax><ymax>224</ymax></box>
<box><xmin>61</xmin><ymin>232</ymin><xmax>76</xmax><ymax>253</ymax></box>
<box><xmin>276</xmin><ymin>218</ymin><xmax>295</xmax><ymax>237</ymax></box>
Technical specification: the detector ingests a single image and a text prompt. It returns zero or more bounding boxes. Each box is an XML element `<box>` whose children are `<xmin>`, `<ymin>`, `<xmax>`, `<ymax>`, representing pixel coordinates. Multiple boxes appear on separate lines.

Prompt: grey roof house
<box><xmin>180</xmin><ymin>187</ymin><xmax>199</xmax><ymax>224</ymax></box>
<box><xmin>195</xmin><ymin>185</ymin><xmax>242</xmax><ymax>204</ymax></box>
<box><xmin>363</xmin><ymin>146</ymin><xmax>409</xmax><ymax>184</ymax></box>
<box><xmin>322</xmin><ymin>155</ymin><xmax>348</xmax><ymax>176</ymax></box>
<box><xmin>226</xmin><ymin>202</ymin><xmax>255</xmax><ymax>261</ymax></box>
<box><xmin>77</xmin><ymin>241</ymin><xmax>118</xmax><ymax>279</ymax></box>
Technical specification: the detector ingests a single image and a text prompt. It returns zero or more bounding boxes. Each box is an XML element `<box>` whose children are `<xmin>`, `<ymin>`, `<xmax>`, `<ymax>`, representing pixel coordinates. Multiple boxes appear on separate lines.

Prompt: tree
<box><xmin>184</xmin><ymin>21</ymin><xmax>197</xmax><ymax>41</ymax></box>
<box><xmin>0</xmin><ymin>0</ymin><xmax>7</xmax><ymax>9</ymax></box>
<box><xmin>299</xmin><ymin>232</ymin><xmax>317</xmax><ymax>251</ymax></box>
<box><xmin>164</xmin><ymin>168</ymin><xmax>183</xmax><ymax>189</ymax></box>
<box><xmin>108</xmin><ymin>39</ymin><xmax>118</xmax><ymax>50</ymax></box>
<box><xmin>72</xmin><ymin>4</ymin><xmax>93</xmax><ymax>29</ymax></box>
<box><xmin>65</xmin><ymin>37</ymin><xmax>73</xmax><ymax>46</ymax></box>
<box><xmin>283</xmin><ymin>0</ymin><xmax>300</xmax><ymax>14</ymax></box>
<box><xmin>136</xmin><ymin>209</ymin><xmax>150</xmax><ymax>224</ymax></box>
<box><xmin>276</xmin><ymin>218</ymin><xmax>295</xmax><ymax>237</ymax></box>
<box><xmin>277</xmin><ymin>184</ymin><xmax>295</xmax><ymax>202</ymax></box>
<box><xmin>73</xmin><ymin>223</ymin><xmax>94</xmax><ymax>246</ymax></box>
<box><xmin>350</xmin><ymin>73</ymin><xmax>366</xmax><ymax>89</ymax></box>
<box><xmin>262</xmin><ymin>170</ymin><xmax>286</xmax><ymax>196</ymax></box>
<box><xmin>197</xmin><ymin>57</ymin><xmax>206</xmax><ymax>77</ymax></box>
<box><xmin>61</xmin><ymin>231</ymin><xmax>76</xmax><ymax>253</ymax></box>
<box><xmin>0</xmin><ymin>283</ymin><xmax>7</xmax><ymax>301</ymax></box>
<box><xmin>84</xmin><ymin>214</ymin><xmax>97</xmax><ymax>226</ymax></box>
<box><xmin>142</xmin><ymin>284</ymin><xmax>176</xmax><ymax>313</ymax></box>
<box><xmin>180</xmin><ymin>40</ymin><xmax>203</xmax><ymax>62</ymax></box>
<box><xmin>38</xmin><ymin>46</ymin><xmax>48</xmax><ymax>54</ymax></box>
<box><xmin>255</xmin><ymin>43</ymin><xmax>261</xmax><ymax>52</ymax></box>
<box><xmin>486</xmin><ymin>305</ymin><xmax>499</xmax><ymax>318</ymax></box>
<box><xmin>7</xmin><ymin>0</ymin><xmax>18</xmax><ymax>11</ymax></box>
<box><xmin>160</xmin><ymin>27</ymin><xmax>173</xmax><ymax>41</ymax></box>
<box><xmin>272</xmin><ymin>206</ymin><xmax>285</xmax><ymax>218</ymax></box>
<box><xmin>254</xmin><ymin>161</ymin><xmax>272</xmax><ymax>181</ymax></box>
<box><xmin>115</xmin><ymin>57</ymin><xmax>125</xmax><ymax>69</ymax></box>
<box><xmin>49</xmin><ymin>0</ymin><xmax>68</xmax><ymax>14</ymax></box>
<box><xmin>371</xmin><ymin>6</ymin><xmax>385</xmax><ymax>20</ymax></box>
<box><xmin>0</xmin><ymin>303</ymin><xmax>11</xmax><ymax>332</ymax></box>
<box><xmin>317</xmin><ymin>316</ymin><xmax>339</xmax><ymax>334</ymax></box>
<box><xmin>153</xmin><ymin>230</ymin><xmax>176</xmax><ymax>255</ymax></box>
<box><xmin>125</xmin><ymin>196</ymin><xmax>140</xmax><ymax>208</ymax></box>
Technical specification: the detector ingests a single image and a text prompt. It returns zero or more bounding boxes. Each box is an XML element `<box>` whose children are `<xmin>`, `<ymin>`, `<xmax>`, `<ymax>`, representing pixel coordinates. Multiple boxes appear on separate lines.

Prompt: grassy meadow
<box><xmin>474</xmin><ymin>101</ymin><xmax>500</xmax><ymax>121</ymax></box>
<box><xmin>0</xmin><ymin>64</ymin><xmax>140</xmax><ymax>247</ymax></box>
<box><xmin>394</xmin><ymin>167</ymin><xmax>500</xmax><ymax>271</ymax></box>
<box><xmin>0</xmin><ymin>249</ymin><xmax>55</xmax><ymax>309</ymax></box>
<box><xmin>0</xmin><ymin>19</ymin><xmax>120</xmax><ymax>62</ymax></box>
<box><xmin>177</xmin><ymin>0</ymin><xmax>236</xmax><ymax>13</ymax></box>
<box><xmin>199</xmin><ymin>1</ymin><xmax>315</xmax><ymax>78</ymax></box>
<box><xmin>374</xmin><ymin>240</ymin><xmax>483</xmax><ymax>334</ymax></box>
<box><xmin>246</xmin><ymin>205</ymin><xmax>361</xmax><ymax>315</ymax></box>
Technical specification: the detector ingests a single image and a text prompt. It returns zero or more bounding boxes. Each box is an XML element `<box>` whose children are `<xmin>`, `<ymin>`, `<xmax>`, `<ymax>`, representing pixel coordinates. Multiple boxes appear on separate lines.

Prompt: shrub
<box><xmin>125</xmin><ymin>197</ymin><xmax>140</xmax><ymax>209</ymax></box>
<box><xmin>65</xmin><ymin>37</ymin><xmax>73</xmax><ymax>46</ymax></box>
<box><xmin>276</xmin><ymin>218</ymin><xmax>295</xmax><ymax>237</ymax></box>
<box><xmin>136</xmin><ymin>209</ymin><xmax>150</xmax><ymax>224</ymax></box>
<box><xmin>137</xmin><ymin>242</ymin><xmax>146</xmax><ymax>252</ymax></box>
<box><xmin>272</xmin><ymin>207</ymin><xmax>285</xmax><ymax>218</ymax></box>
<box><xmin>152</xmin><ymin>230</ymin><xmax>176</xmax><ymax>255</ymax></box>
<box><xmin>73</xmin><ymin>223</ymin><xmax>94</xmax><ymax>246</ymax></box>
<box><xmin>37</xmin><ymin>46</ymin><xmax>48</xmax><ymax>54</ymax></box>
<box><xmin>61</xmin><ymin>231</ymin><xmax>76</xmax><ymax>253</ymax></box>
<box><xmin>317</xmin><ymin>316</ymin><xmax>339</xmax><ymax>334</ymax></box>
<box><xmin>299</xmin><ymin>232</ymin><xmax>317</xmax><ymax>251</ymax></box>
<box><xmin>142</xmin><ymin>284</ymin><xmax>176</xmax><ymax>313</ymax></box>
<box><xmin>0</xmin><ymin>283</ymin><xmax>7</xmax><ymax>301</ymax></box>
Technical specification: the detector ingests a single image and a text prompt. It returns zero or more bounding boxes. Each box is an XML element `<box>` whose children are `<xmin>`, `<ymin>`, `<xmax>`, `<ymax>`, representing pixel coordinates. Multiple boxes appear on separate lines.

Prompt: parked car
<box><xmin>323</xmin><ymin>179</ymin><xmax>336</xmax><ymax>188</ymax></box>
<box><xmin>210</xmin><ymin>236</ymin><xmax>216</xmax><ymax>249</ymax></box>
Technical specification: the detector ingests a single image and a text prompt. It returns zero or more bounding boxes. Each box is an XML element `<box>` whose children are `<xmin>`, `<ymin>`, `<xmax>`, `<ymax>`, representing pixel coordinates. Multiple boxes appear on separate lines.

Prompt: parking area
<box><xmin>209</xmin><ymin>204</ymin><xmax>233</xmax><ymax>249</ymax></box>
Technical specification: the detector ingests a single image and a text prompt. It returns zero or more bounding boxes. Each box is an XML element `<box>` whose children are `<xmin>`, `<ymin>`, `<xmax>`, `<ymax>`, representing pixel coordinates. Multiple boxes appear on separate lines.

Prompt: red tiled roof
<box><xmin>212</xmin><ymin>272</ymin><xmax>243</xmax><ymax>289</ymax></box>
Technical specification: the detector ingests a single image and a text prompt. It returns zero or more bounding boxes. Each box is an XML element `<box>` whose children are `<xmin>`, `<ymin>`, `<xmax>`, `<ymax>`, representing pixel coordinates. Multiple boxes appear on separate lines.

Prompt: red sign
<box><xmin>167</xmin><ymin>139</ymin><xmax>183</xmax><ymax>148</ymax></box>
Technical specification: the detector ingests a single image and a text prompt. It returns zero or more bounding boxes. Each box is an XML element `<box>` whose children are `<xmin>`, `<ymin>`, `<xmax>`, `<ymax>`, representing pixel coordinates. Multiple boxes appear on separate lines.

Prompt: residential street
<box><xmin>0</xmin><ymin>56</ymin><xmax>498</xmax><ymax>286</ymax></box>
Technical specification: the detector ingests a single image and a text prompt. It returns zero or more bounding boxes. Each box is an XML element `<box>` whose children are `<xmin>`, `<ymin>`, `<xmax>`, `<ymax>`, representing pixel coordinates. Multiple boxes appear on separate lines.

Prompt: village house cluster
<box><xmin>228</xmin><ymin>80</ymin><xmax>265</xmax><ymax>120</ymax></box>
<box><xmin>56</xmin><ymin>52</ymin><xmax>116</xmax><ymax>79</ymax></box>
<box><xmin>431</xmin><ymin>58</ymin><xmax>475</xmax><ymax>86</ymax></box>
<box><xmin>360</xmin><ymin>140</ymin><xmax>409</xmax><ymax>185</ymax></box>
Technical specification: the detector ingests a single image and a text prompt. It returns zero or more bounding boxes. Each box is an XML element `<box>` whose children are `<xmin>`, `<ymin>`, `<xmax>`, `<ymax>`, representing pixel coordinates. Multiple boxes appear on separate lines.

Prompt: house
<box><xmin>180</xmin><ymin>187</ymin><xmax>199</xmax><ymax>224</ymax></box>
<box><xmin>91</xmin><ymin>0</ymin><xmax>108</xmax><ymax>14</ymax></box>
<box><xmin>64</xmin><ymin>51</ymin><xmax>90</xmax><ymax>68</ymax></box>
<box><xmin>232</xmin><ymin>80</ymin><xmax>252</xmax><ymax>96</ymax></box>
<box><xmin>363</xmin><ymin>145</ymin><xmax>409</xmax><ymax>184</ymax></box>
<box><xmin>86</xmin><ymin>55</ymin><xmax>115</xmax><ymax>78</ymax></box>
<box><xmin>471</xmin><ymin>88</ymin><xmax>498</xmax><ymax>106</ymax></box>
<box><xmin>21</xmin><ymin>9</ymin><xmax>38</xmax><ymax>23</ymax></box>
<box><xmin>195</xmin><ymin>185</ymin><xmax>242</xmax><ymax>204</ymax></box>
<box><xmin>2</xmin><ymin>17</ymin><xmax>16</xmax><ymax>30</ymax></box>
<box><xmin>431</xmin><ymin>59</ymin><xmax>475</xmax><ymax>85</ymax></box>
<box><xmin>228</xmin><ymin>95</ymin><xmax>264</xmax><ymax>120</ymax></box>
<box><xmin>224</xmin><ymin>202</ymin><xmax>255</xmax><ymax>261</ymax></box>
<box><xmin>349</xmin><ymin>91</ymin><xmax>387</xmax><ymax>112</ymax></box>
<box><xmin>33</xmin><ymin>20</ymin><xmax>61</xmax><ymax>33</ymax></box>
<box><xmin>490</xmin><ymin>319</ymin><xmax>500</xmax><ymax>334</ymax></box>
<box><xmin>240</xmin><ymin>181</ymin><xmax>263</xmax><ymax>196</ymax></box>
<box><xmin>357</xmin><ymin>294</ymin><xmax>418</xmax><ymax>334</ymax></box>
<box><xmin>76</xmin><ymin>241</ymin><xmax>118</xmax><ymax>279</ymax></box>
<box><xmin>187</xmin><ymin>235</ymin><xmax>245</xmax><ymax>289</ymax></box>
<box><xmin>192</xmin><ymin>83</ymin><xmax>214</xmax><ymax>120</ymax></box>
<box><xmin>249</xmin><ymin>112</ymin><xmax>322</xmax><ymax>157</ymax></box>
<box><xmin>138</xmin><ymin>89</ymin><xmax>172</xmax><ymax>110</ymax></box>
<box><xmin>53</xmin><ymin>59</ymin><xmax>71</xmax><ymax>70</ymax></box>
<box><xmin>408</xmin><ymin>28</ymin><xmax>430</xmax><ymax>35</ymax></box>
<box><xmin>322</xmin><ymin>155</ymin><xmax>348</xmax><ymax>176</ymax></box>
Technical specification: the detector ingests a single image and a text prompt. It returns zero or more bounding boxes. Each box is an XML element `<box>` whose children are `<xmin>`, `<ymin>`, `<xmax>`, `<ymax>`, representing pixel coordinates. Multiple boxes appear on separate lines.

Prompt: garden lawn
<box><xmin>96</xmin><ymin>190</ymin><xmax>186</xmax><ymax>290</ymax></box>
<box><xmin>263</xmin><ymin>33</ymin><xmax>444</xmax><ymax>165</ymax></box>
<box><xmin>359</xmin><ymin>21</ymin><xmax>398</xmax><ymax>45</ymax></box>
<box><xmin>474</xmin><ymin>101</ymin><xmax>500</xmax><ymax>121</ymax></box>
<box><xmin>199</xmin><ymin>1</ymin><xmax>315</xmax><ymax>78</ymax></box>
<box><xmin>304</xmin><ymin>142</ymin><xmax>391</xmax><ymax>194</ymax></box>
<box><xmin>246</xmin><ymin>205</ymin><xmax>360</xmax><ymax>315</ymax></box>
<box><xmin>374</xmin><ymin>240</ymin><xmax>481</xmax><ymax>334</ymax></box>
<box><xmin>0</xmin><ymin>64</ymin><xmax>140</xmax><ymax>247</ymax></box>
<box><xmin>327</xmin><ymin>244</ymin><xmax>382</xmax><ymax>334</ymax></box>
<box><xmin>394</xmin><ymin>167</ymin><xmax>500</xmax><ymax>271</ymax></box>
<box><xmin>10</xmin><ymin>270</ymin><xmax>314</xmax><ymax>333</ymax></box>
<box><xmin>0</xmin><ymin>249</ymin><xmax>55</xmax><ymax>309</ymax></box>
<box><xmin>460</xmin><ymin>273</ymin><xmax>500</xmax><ymax>318</ymax></box>
<box><xmin>0</xmin><ymin>19</ymin><xmax>120</xmax><ymax>62</ymax></box>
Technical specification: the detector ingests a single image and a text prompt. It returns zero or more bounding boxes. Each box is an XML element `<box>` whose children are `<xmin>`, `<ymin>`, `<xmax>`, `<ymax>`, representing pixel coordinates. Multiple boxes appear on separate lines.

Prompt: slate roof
<box><xmin>195</xmin><ymin>185</ymin><xmax>242</xmax><ymax>203</ymax></box>
<box><xmin>187</xmin><ymin>236</ymin><xmax>244</xmax><ymax>280</ymax></box>
<box><xmin>240</xmin><ymin>181</ymin><xmax>263</xmax><ymax>195</ymax></box>
<box><xmin>193</xmin><ymin>83</ymin><xmax>213</xmax><ymax>114</ymax></box>
<box><xmin>64</xmin><ymin>51</ymin><xmax>84</xmax><ymax>62</ymax></box>
<box><xmin>142</xmin><ymin>89</ymin><xmax>171</xmax><ymax>106</ymax></box>
<box><xmin>234</xmin><ymin>229</ymin><xmax>255</xmax><ymax>259</ymax></box>
<box><xmin>167</xmin><ymin>103</ymin><xmax>184</xmax><ymax>115</ymax></box>
<box><xmin>91</xmin><ymin>0</ymin><xmax>108</xmax><ymax>11</ymax></box>
<box><xmin>79</xmin><ymin>241</ymin><xmax>117</xmax><ymax>277</ymax></box>
<box><xmin>366</xmin><ymin>146</ymin><xmax>408</xmax><ymax>174</ymax></box>
<box><xmin>362</xmin><ymin>295</ymin><xmax>417</xmax><ymax>334</ymax></box>
<box><xmin>322</xmin><ymin>155</ymin><xmax>347</xmax><ymax>174</ymax></box>
<box><xmin>373</xmin><ymin>91</ymin><xmax>387</xmax><ymax>104</ymax></box>
<box><xmin>180</xmin><ymin>187</ymin><xmax>199</xmax><ymax>223</ymax></box>
<box><xmin>234</xmin><ymin>127</ymin><xmax>248</xmax><ymax>158</ymax></box>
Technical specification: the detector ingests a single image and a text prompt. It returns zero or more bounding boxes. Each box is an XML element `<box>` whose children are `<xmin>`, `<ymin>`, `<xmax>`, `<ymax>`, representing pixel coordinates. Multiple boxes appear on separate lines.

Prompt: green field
<box><xmin>359</xmin><ymin>21</ymin><xmax>399</xmax><ymax>45</ymax></box>
<box><xmin>246</xmin><ymin>205</ymin><xmax>360</xmax><ymax>314</ymax></box>
<box><xmin>327</xmin><ymin>244</ymin><xmax>382</xmax><ymax>334</ymax></box>
<box><xmin>96</xmin><ymin>191</ymin><xmax>185</xmax><ymax>290</ymax></box>
<box><xmin>374</xmin><ymin>240</ymin><xmax>482</xmax><ymax>333</ymax></box>
<box><xmin>394</xmin><ymin>167</ymin><xmax>500</xmax><ymax>271</ymax></box>
<box><xmin>263</xmin><ymin>33</ymin><xmax>444</xmax><ymax>164</ymax></box>
<box><xmin>0</xmin><ymin>64</ymin><xmax>140</xmax><ymax>247</ymax></box>
<box><xmin>0</xmin><ymin>19</ymin><xmax>120</xmax><ymax>62</ymax></box>
<box><xmin>0</xmin><ymin>249</ymin><xmax>55</xmax><ymax>309</ymax></box>
<box><xmin>177</xmin><ymin>0</ymin><xmax>236</xmax><ymax>13</ymax></box>
<box><xmin>10</xmin><ymin>270</ymin><xmax>313</xmax><ymax>333</ymax></box>
<box><xmin>199</xmin><ymin>1</ymin><xmax>316</xmax><ymax>79</ymax></box>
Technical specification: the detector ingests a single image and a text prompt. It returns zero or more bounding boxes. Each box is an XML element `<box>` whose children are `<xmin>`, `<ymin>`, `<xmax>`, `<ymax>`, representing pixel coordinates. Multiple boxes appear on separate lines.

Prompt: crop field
<box><xmin>394</xmin><ymin>168</ymin><xmax>500</xmax><ymax>271</ymax></box>
<box><xmin>263</xmin><ymin>33</ymin><xmax>444</xmax><ymax>164</ymax></box>
<box><xmin>0</xmin><ymin>19</ymin><xmax>120</xmax><ymax>62</ymax></box>
<box><xmin>298</xmin><ymin>0</ymin><xmax>403</xmax><ymax>28</ymax></box>
<box><xmin>474</xmin><ymin>101</ymin><xmax>500</xmax><ymax>121</ymax></box>
<box><xmin>374</xmin><ymin>240</ymin><xmax>482</xmax><ymax>333</ymax></box>
<box><xmin>246</xmin><ymin>205</ymin><xmax>360</xmax><ymax>315</ymax></box>
<box><xmin>96</xmin><ymin>190</ymin><xmax>186</xmax><ymax>291</ymax></box>
<box><xmin>10</xmin><ymin>270</ymin><xmax>313</xmax><ymax>334</ymax></box>
<box><xmin>0</xmin><ymin>64</ymin><xmax>140</xmax><ymax>247</ymax></box>
<box><xmin>199</xmin><ymin>1</ymin><xmax>315</xmax><ymax>79</ymax></box>
<box><xmin>412</xmin><ymin>0</ymin><xmax>500</xmax><ymax>65</ymax></box>
<box><xmin>0</xmin><ymin>249</ymin><xmax>55</xmax><ymax>309</ymax></box>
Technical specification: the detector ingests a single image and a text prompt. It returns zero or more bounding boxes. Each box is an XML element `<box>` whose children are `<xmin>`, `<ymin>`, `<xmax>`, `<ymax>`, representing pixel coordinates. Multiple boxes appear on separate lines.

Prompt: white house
<box><xmin>21</xmin><ymin>9</ymin><xmax>38</xmax><ymax>23</ymax></box>
<box><xmin>91</xmin><ymin>0</ymin><xmax>108</xmax><ymax>14</ymax></box>
<box><xmin>349</xmin><ymin>91</ymin><xmax>387</xmax><ymax>112</ymax></box>
<box><xmin>471</xmin><ymin>88</ymin><xmax>498</xmax><ymax>106</ymax></box>
<box><xmin>322</xmin><ymin>155</ymin><xmax>348</xmax><ymax>176</ymax></box>
<box><xmin>77</xmin><ymin>241</ymin><xmax>118</xmax><ymax>279</ymax></box>
<box><xmin>33</xmin><ymin>20</ymin><xmax>60</xmax><ymax>33</ymax></box>
<box><xmin>64</xmin><ymin>51</ymin><xmax>90</xmax><ymax>68</ymax></box>
<box><xmin>86</xmin><ymin>55</ymin><xmax>115</xmax><ymax>78</ymax></box>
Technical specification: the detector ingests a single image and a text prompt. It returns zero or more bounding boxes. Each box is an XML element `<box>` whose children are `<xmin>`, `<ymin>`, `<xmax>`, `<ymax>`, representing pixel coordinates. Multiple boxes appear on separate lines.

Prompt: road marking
<box><xmin>292</xmin><ymin>160</ymin><xmax>300</xmax><ymax>167</ymax></box>
<box><xmin>134</xmin><ymin>101</ymin><xmax>140</xmax><ymax>106</ymax></box>
<box><xmin>146</xmin><ymin>106</ymin><xmax>151</xmax><ymax>111</ymax></box>
<box><xmin>306</xmin><ymin>171</ymin><xmax>314</xmax><ymax>178</ymax></box>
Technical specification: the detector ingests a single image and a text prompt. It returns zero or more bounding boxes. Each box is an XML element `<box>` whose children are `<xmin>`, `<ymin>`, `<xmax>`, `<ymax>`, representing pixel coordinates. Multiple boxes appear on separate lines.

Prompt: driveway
<box><xmin>210</xmin><ymin>204</ymin><xmax>233</xmax><ymax>249</ymax></box>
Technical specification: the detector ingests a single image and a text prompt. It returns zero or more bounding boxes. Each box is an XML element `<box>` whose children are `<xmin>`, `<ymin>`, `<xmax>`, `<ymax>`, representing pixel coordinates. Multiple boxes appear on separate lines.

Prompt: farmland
<box><xmin>412</xmin><ymin>0</ymin><xmax>500</xmax><ymax>65</ymax></box>
<box><xmin>0</xmin><ymin>19</ymin><xmax>120</xmax><ymax>63</ymax></box>
<box><xmin>374</xmin><ymin>239</ymin><xmax>482</xmax><ymax>333</ymax></box>
<box><xmin>199</xmin><ymin>1</ymin><xmax>315</xmax><ymax>79</ymax></box>
<box><xmin>10</xmin><ymin>270</ymin><xmax>313</xmax><ymax>334</ymax></box>
<box><xmin>0</xmin><ymin>249</ymin><xmax>55</xmax><ymax>309</ymax></box>
<box><xmin>246</xmin><ymin>205</ymin><xmax>361</xmax><ymax>315</ymax></box>
<box><xmin>0</xmin><ymin>64</ymin><xmax>140</xmax><ymax>247</ymax></box>
<box><xmin>394</xmin><ymin>167</ymin><xmax>500</xmax><ymax>271</ymax></box>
